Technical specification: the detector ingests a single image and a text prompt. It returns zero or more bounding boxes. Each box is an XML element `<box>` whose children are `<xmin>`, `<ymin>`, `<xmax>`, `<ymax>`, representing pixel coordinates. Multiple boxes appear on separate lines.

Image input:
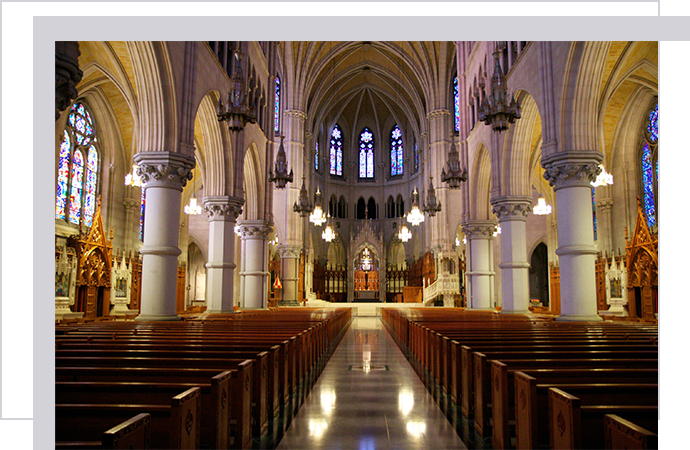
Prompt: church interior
<box><xmin>54</xmin><ymin>41</ymin><xmax>659</xmax><ymax>449</ymax></box>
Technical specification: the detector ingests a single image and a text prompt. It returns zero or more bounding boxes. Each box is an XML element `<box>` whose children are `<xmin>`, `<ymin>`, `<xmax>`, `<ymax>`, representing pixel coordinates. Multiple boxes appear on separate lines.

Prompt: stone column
<box><xmin>462</xmin><ymin>221</ymin><xmax>497</xmax><ymax>310</ymax></box>
<box><xmin>133</xmin><ymin>151</ymin><xmax>195</xmax><ymax>321</ymax></box>
<box><xmin>491</xmin><ymin>196</ymin><xmax>533</xmax><ymax>314</ymax></box>
<box><xmin>278</xmin><ymin>245</ymin><xmax>302</xmax><ymax>306</ymax></box>
<box><xmin>237</xmin><ymin>220</ymin><xmax>272</xmax><ymax>309</ymax></box>
<box><xmin>543</xmin><ymin>151</ymin><xmax>603</xmax><ymax>321</ymax></box>
<box><xmin>203</xmin><ymin>196</ymin><xmax>244</xmax><ymax>313</ymax></box>
<box><xmin>596</xmin><ymin>197</ymin><xmax>614</xmax><ymax>253</ymax></box>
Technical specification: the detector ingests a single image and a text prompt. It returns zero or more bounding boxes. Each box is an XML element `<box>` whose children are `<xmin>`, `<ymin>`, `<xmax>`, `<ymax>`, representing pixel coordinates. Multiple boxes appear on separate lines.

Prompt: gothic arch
<box><xmin>243</xmin><ymin>143</ymin><xmax>263</xmax><ymax>220</ymax></box>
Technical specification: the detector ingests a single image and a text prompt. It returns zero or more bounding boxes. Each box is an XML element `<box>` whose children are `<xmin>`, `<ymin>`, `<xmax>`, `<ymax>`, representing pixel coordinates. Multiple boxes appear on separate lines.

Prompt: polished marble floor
<box><xmin>276</xmin><ymin>317</ymin><xmax>468</xmax><ymax>450</ymax></box>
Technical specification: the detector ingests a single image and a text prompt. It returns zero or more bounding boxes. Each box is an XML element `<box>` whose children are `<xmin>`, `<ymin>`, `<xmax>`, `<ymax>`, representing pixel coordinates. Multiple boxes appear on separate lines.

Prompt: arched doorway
<box><xmin>529</xmin><ymin>243</ymin><xmax>549</xmax><ymax>307</ymax></box>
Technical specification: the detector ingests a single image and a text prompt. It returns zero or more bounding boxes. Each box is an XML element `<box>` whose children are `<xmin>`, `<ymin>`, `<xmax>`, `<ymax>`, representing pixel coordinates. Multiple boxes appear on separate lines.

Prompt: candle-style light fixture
<box><xmin>184</xmin><ymin>196</ymin><xmax>202</xmax><ymax>215</ymax></box>
<box><xmin>269</xmin><ymin>135</ymin><xmax>294</xmax><ymax>188</ymax></box>
<box><xmin>478</xmin><ymin>43</ymin><xmax>521</xmax><ymax>133</ymax></box>
<box><xmin>216</xmin><ymin>47</ymin><xmax>257</xmax><ymax>130</ymax></box>
<box><xmin>321</xmin><ymin>214</ymin><xmax>336</xmax><ymax>242</ymax></box>
<box><xmin>293</xmin><ymin>177</ymin><xmax>313</xmax><ymax>217</ymax></box>
<box><xmin>398</xmin><ymin>216</ymin><xmax>412</xmax><ymax>243</ymax></box>
<box><xmin>124</xmin><ymin>164</ymin><xmax>142</xmax><ymax>187</ymax></box>
<box><xmin>309</xmin><ymin>188</ymin><xmax>327</xmax><ymax>226</ymax></box>
<box><xmin>533</xmin><ymin>195</ymin><xmax>552</xmax><ymax>215</ymax></box>
<box><xmin>422</xmin><ymin>177</ymin><xmax>442</xmax><ymax>216</ymax></box>
<box><xmin>441</xmin><ymin>135</ymin><xmax>467</xmax><ymax>188</ymax></box>
<box><xmin>407</xmin><ymin>188</ymin><xmax>425</xmax><ymax>226</ymax></box>
<box><xmin>591</xmin><ymin>164</ymin><xmax>614</xmax><ymax>187</ymax></box>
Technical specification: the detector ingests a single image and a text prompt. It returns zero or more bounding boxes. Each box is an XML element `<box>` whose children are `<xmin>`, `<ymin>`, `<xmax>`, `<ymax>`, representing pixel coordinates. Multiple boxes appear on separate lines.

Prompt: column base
<box><xmin>556</xmin><ymin>314</ymin><xmax>603</xmax><ymax>322</ymax></box>
<box><xmin>135</xmin><ymin>314</ymin><xmax>181</xmax><ymax>322</ymax></box>
<box><xmin>199</xmin><ymin>309</ymin><xmax>236</xmax><ymax>316</ymax></box>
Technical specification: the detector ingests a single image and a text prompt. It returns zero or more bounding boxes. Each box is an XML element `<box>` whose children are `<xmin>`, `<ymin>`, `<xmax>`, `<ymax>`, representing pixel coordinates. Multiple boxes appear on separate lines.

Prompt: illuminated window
<box><xmin>330</xmin><ymin>124</ymin><xmax>343</xmax><ymax>176</ymax></box>
<box><xmin>274</xmin><ymin>76</ymin><xmax>281</xmax><ymax>133</ymax></box>
<box><xmin>56</xmin><ymin>102</ymin><xmax>100</xmax><ymax>227</ymax></box>
<box><xmin>453</xmin><ymin>76</ymin><xmax>460</xmax><ymax>132</ymax></box>
<box><xmin>642</xmin><ymin>104</ymin><xmax>658</xmax><ymax>228</ymax></box>
<box><xmin>359</xmin><ymin>127</ymin><xmax>374</xmax><ymax>179</ymax></box>
<box><xmin>390</xmin><ymin>125</ymin><xmax>404</xmax><ymax>176</ymax></box>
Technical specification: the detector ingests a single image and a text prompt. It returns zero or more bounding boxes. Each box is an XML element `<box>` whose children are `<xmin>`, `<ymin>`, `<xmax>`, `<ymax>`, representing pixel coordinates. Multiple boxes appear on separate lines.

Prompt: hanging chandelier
<box><xmin>478</xmin><ymin>44</ymin><xmax>521</xmax><ymax>133</ymax></box>
<box><xmin>422</xmin><ymin>177</ymin><xmax>442</xmax><ymax>216</ymax></box>
<box><xmin>322</xmin><ymin>215</ymin><xmax>336</xmax><ymax>242</ymax></box>
<box><xmin>398</xmin><ymin>215</ymin><xmax>412</xmax><ymax>242</ymax></box>
<box><xmin>407</xmin><ymin>188</ymin><xmax>425</xmax><ymax>226</ymax></box>
<box><xmin>184</xmin><ymin>196</ymin><xmax>202</xmax><ymax>215</ymax></box>
<box><xmin>293</xmin><ymin>177</ymin><xmax>313</xmax><ymax>217</ymax></box>
<box><xmin>533</xmin><ymin>196</ymin><xmax>552</xmax><ymax>215</ymax></box>
<box><xmin>309</xmin><ymin>188</ymin><xmax>327</xmax><ymax>226</ymax></box>
<box><xmin>216</xmin><ymin>47</ymin><xmax>256</xmax><ymax>131</ymax></box>
<box><xmin>591</xmin><ymin>164</ymin><xmax>614</xmax><ymax>187</ymax></box>
<box><xmin>268</xmin><ymin>135</ymin><xmax>294</xmax><ymax>189</ymax></box>
<box><xmin>441</xmin><ymin>135</ymin><xmax>468</xmax><ymax>188</ymax></box>
<box><xmin>124</xmin><ymin>164</ymin><xmax>142</xmax><ymax>187</ymax></box>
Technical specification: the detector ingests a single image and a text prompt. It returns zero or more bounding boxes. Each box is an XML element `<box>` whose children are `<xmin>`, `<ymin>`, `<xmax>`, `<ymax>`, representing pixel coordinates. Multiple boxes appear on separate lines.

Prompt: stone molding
<box><xmin>596</xmin><ymin>198</ymin><xmax>614</xmax><ymax>211</ymax></box>
<box><xmin>491</xmin><ymin>196</ymin><xmax>533</xmax><ymax>220</ymax></box>
<box><xmin>462</xmin><ymin>221</ymin><xmax>497</xmax><ymax>239</ymax></box>
<box><xmin>122</xmin><ymin>198</ymin><xmax>139</xmax><ymax>211</ymax></box>
<box><xmin>426</xmin><ymin>109</ymin><xmax>451</xmax><ymax>120</ymax></box>
<box><xmin>541</xmin><ymin>151</ymin><xmax>603</xmax><ymax>188</ymax></box>
<box><xmin>133</xmin><ymin>152</ymin><xmax>195</xmax><ymax>191</ymax></box>
<box><xmin>284</xmin><ymin>109</ymin><xmax>307</xmax><ymax>121</ymax></box>
<box><xmin>202</xmin><ymin>196</ymin><xmax>244</xmax><ymax>221</ymax></box>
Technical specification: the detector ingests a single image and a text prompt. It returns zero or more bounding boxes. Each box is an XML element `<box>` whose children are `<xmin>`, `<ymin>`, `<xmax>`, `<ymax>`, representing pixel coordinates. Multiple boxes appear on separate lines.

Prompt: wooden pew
<box><xmin>503</xmin><ymin>368</ymin><xmax>659</xmax><ymax>450</ymax></box>
<box><xmin>604</xmin><ymin>414</ymin><xmax>658</xmax><ymax>450</ymax></box>
<box><xmin>56</xmin><ymin>374</ymin><xmax>230</xmax><ymax>450</ymax></box>
<box><xmin>471</xmin><ymin>349</ymin><xmax>657</xmax><ymax>435</ymax></box>
<box><xmin>56</xmin><ymin>387</ymin><xmax>201</xmax><ymax>450</ymax></box>
<box><xmin>548</xmin><ymin>386</ymin><xmax>658</xmax><ymax>450</ymax></box>
<box><xmin>101</xmin><ymin>413</ymin><xmax>151</xmax><ymax>449</ymax></box>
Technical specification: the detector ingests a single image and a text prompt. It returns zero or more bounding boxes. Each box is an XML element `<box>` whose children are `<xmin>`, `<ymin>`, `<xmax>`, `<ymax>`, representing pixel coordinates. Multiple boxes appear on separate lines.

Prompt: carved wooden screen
<box><xmin>75</xmin><ymin>202</ymin><xmax>112</xmax><ymax>320</ymax></box>
<box><xmin>595</xmin><ymin>253</ymin><xmax>608</xmax><ymax>311</ymax></box>
<box><xmin>269</xmin><ymin>257</ymin><xmax>281</xmax><ymax>305</ymax></box>
<box><xmin>422</xmin><ymin>252</ymin><xmax>435</xmax><ymax>287</ymax></box>
<box><xmin>625</xmin><ymin>201</ymin><xmax>658</xmax><ymax>320</ymax></box>
<box><xmin>298</xmin><ymin>253</ymin><xmax>305</xmax><ymax>303</ymax></box>
<box><xmin>130</xmin><ymin>253</ymin><xmax>142</xmax><ymax>313</ymax></box>
<box><xmin>176</xmin><ymin>265</ymin><xmax>186</xmax><ymax>314</ymax></box>
<box><xmin>549</xmin><ymin>263</ymin><xmax>561</xmax><ymax>315</ymax></box>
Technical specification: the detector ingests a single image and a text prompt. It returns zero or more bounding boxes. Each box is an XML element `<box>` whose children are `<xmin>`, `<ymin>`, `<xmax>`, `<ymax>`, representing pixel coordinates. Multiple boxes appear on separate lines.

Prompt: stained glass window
<box><xmin>139</xmin><ymin>189</ymin><xmax>146</xmax><ymax>241</ymax></box>
<box><xmin>55</xmin><ymin>101</ymin><xmax>100</xmax><ymax>226</ymax></box>
<box><xmin>330</xmin><ymin>124</ymin><xmax>343</xmax><ymax>176</ymax></box>
<box><xmin>642</xmin><ymin>104</ymin><xmax>658</xmax><ymax>228</ymax></box>
<box><xmin>390</xmin><ymin>125</ymin><xmax>404</xmax><ymax>176</ymax></box>
<box><xmin>359</xmin><ymin>127</ymin><xmax>374</xmax><ymax>178</ymax></box>
<box><xmin>454</xmin><ymin>76</ymin><xmax>460</xmax><ymax>132</ymax></box>
<box><xmin>414</xmin><ymin>141</ymin><xmax>419</xmax><ymax>172</ymax></box>
<box><xmin>315</xmin><ymin>141</ymin><xmax>319</xmax><ymax>171</ymax></box>
<box><xmin>274</xmin><ymin>76</ymin><xmax>281</xmax><ymax>133</ymax></box>
<box><xmin>592</xmin><ymin>189</ymin><xmax>597</xmax><ymax>241</ymax></box>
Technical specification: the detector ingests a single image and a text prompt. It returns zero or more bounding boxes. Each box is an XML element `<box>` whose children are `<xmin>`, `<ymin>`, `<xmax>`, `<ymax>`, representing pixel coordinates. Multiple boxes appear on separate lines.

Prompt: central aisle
<box><xmin>276</xmin><ymin>316</ymin><xmax>468</xmax><ymax>450</ymax></box>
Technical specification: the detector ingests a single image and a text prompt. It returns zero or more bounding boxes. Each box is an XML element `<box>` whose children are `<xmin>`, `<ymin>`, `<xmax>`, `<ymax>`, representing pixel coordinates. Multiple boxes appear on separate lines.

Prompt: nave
<box><xmin>276</xmin><ymin>316</ymin><xmax>467</xmax><ymax>450</ymax></box>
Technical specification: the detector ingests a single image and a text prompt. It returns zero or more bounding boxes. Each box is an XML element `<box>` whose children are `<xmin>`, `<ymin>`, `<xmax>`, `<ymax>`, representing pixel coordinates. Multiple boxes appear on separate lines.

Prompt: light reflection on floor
<box><xmin>276</xmin><ymin>316</ymin><xmax>468</xmax><ymax>450</ymax></box>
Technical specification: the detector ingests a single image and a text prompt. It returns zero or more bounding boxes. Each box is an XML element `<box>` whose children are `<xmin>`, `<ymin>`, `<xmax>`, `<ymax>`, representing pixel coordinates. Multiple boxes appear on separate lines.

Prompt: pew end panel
<box><xmin>170</xmin><ymin>387</ymin><xmax>201</xmax><ymax>450</ymax></box>
<box><xmin>101</xmin><ymin>413</ymin><xmax>151</xmax><ymax>449</ymax></box>
<box><xmin>514</xmin><ymin>372</ymin><xmax>539</xmax><ymax>450</ymax></box>
<box><xmin>604</xmin><ymin>414</ymin><xmax>658</xmax><ymax>450</ymax></box>
<box><xmin>548</xmin><ymin>388</ymin><xmax>582</xmax><ymax>450</ymax></box>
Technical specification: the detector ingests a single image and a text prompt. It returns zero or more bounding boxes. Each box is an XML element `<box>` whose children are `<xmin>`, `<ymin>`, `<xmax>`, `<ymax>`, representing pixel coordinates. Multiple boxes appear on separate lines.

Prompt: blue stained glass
<box><xmin>647</xmin><ymin>104</ymin><xmax>658</xmax><ymax>142</ymax></box>
<box><xmin>592</xmin><ymin>189</ymin><xmax>597</xmax><ymax>241</ymax></box>
<box><xmin>76</xmin><ymin>115</ymin><xmax>86</xmax><ymax>134</ymax></box>
<box><xmin>83</xmin><ymin>147</ymin><xmax>98</xmax><ymax>227</ymax></box>
<box><xmin>140</xmin><ymin>189</ymin><xmax>145</xmax><ymax>241</ymax></box>
<box><xmin>642</xmin><ymin>142</ymin><xmax>656</xmax><ymax>227</ymax></box>
<box><xmin>69</xmin><ymin>150</ymin><xmax>84</xmax><ymax>224</ymax></box>
<box><xmin>56</xmin><ymin>131</ymin><xmax>71</xmax><ymax>219</ymax></box>
<box><xmin>367</xmin><ymin>149</ymin><xmax>374</xmax><ymax>178</ymax></box>
<box><xmin>454</xmin><ymin>76</ymin><xmax>460</xmax><ymax>132</ymax></box>
<box><xmin>390</xmin><ymin>149</ymin><xmax>396</xmax><ymax>174</ymax></box>
<box><xmin>274</xmin><ymin>77</ymin><xmax>280</xmax><ymax>133</ymax></box>
<box><xmin>330</xmin><ymin>125</ymin><xmax>343</xmax><ymax>176</ymax></box>
<box><xmin>360</xmin><ymin>128</ymin><xmax>374</xmax><ymax>178</ymax></box>
<box><xmin>360</xmin><ymin>149</ymin><xmax>367</xmax><ymax>178</ymax></box>
<box><xmin>315</xmin><ymin>142</ymin><xmax>319</xmax><ymax>171</ymax></box>
<box><xmin>390</xmin><ymin>125</ymin><xmax>404</xmax><ymax>176</ymax></box>
<box><xmin>68</xmin><ymin>112</ymin><xmax>76</xmax><ymax>127</ymax></box>
<box><xmin>414</xmin><ymin>142</ymin><xmax>418</xmax><ymax>171</ymax></box>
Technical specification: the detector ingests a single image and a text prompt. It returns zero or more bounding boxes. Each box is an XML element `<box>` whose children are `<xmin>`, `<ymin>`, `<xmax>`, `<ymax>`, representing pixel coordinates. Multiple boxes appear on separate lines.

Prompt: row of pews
<box><xmin>55</xmin><ymin>307</ymin><xmax>352</xmax><ymax>449</ymax></box>
<box><xmin>382</xmin><ymin>308</ymin><xmax>658</xmax><ymax>450</ymax></box>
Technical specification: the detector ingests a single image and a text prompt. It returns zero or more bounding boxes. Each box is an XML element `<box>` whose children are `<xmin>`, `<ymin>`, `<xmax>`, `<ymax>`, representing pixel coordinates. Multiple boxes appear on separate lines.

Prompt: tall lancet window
<box><xmin>390</xmin><ymin>125</ymin><xmax>404</xmax><ymax>176</ymax></box>
<box><xmin>453</xmin><ymin>76</ymin><xmax>460</xmax><ymax>132</ymax></box>
<box><xmin>55</xmin><ymin>102</ymin><xmax>100</xmax><ymax>227</ymax></box>
<box><xmin>359</xmin><ymin>127</ymin><xmax>374</xmax><ymax>178</ymax></box>
<box><xmin>274</xmin><ymin>76</ymin><xmax>281</xmax><ymax>133</ymax></box>
<box><xmin>642</xmin><ymin>103</ymin><xmax>658</xmax><ymax>228</ymax></box>
<box><xmin>315</xmin><ymin>141</ymin><xmax>319</xmax><ymax>171</ymax></box>
<box><xmin>330</xmin><ymin>124</ymin><xmax>343</xmax><ymax>176</ymax></box>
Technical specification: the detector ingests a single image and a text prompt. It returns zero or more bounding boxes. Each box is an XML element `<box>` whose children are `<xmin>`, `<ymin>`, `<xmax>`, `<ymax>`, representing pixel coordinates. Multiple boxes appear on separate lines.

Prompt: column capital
<box><xmin>462</xmin><ymin>220</ymin><xmax>498</xmax><ymax>239</ymax></box>
<box><xmin>284</xmin><ymin>109</ymin><xmax>307</xmax><ymax>121</ymax></box>
<box><xmin>236</xmin><ymin>220</ymin><xmax>273</xmax><ymax>239</ymax></box>
<box><xmin>596</xmin><ymin>198</ymin><xmax>614</xmax><ymax>211</ymax></box>
<box><xmin>426</xmin><ymin>109</ymin><xmax>452</xmax><ymax>120</ymax></box>
<box><xmin>133</xmin><ymin>151</ymin><xmax>195</xmax><ymax>191</ymax></box>
<box><xmin>277</xmin><ymin>245</ymin><xmax>302</xmax><ymax>259</ymax></box>
<box><xmin>202</xmin><ymin>195</ymin><xmax>244</xmax><ymax>221</ymax></box>
<box><xmin>122</xmin><ymin>197</ymin><xmax>139</xmax><ymax>211</ymax></box>
<box><xmin>541</xmin><ymin>150</ymin><xmax>603</xmax><ymax>189</ymax></box>
<box><xmin>491</xmin><ymin>195</ymin><xmax>533</xmax><ymax>221</ymax></box>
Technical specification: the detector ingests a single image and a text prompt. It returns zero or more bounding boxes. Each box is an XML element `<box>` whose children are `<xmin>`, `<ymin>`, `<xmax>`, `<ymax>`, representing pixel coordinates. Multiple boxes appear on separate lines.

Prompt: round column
<box><xmin>203</xmin><ymin>196</ymin><xmax>244</xmax><ymax>313</ymax></box>
<box><xmin>491</xmin><ymin>196</ymin><xmax>533</xmax><ymax>314</ymax></box>
<box><xmin>543</xmin><ymin>151</ymin><xmax>603</xmax><ymax>321</ymax></box>
<box><xmin>238</xmin><ymin>220</ymin><xmax>272</xmax><ymax>309</ymax></box>
<box><xmin>462</xmin><ymin>221</ymin><xmax>496</xmax><ymax>310</ymax></box>
<box><xmin>133</xmin><ymin>151</ymin><xmax>195</xmax><ymax>321</ymax></box>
